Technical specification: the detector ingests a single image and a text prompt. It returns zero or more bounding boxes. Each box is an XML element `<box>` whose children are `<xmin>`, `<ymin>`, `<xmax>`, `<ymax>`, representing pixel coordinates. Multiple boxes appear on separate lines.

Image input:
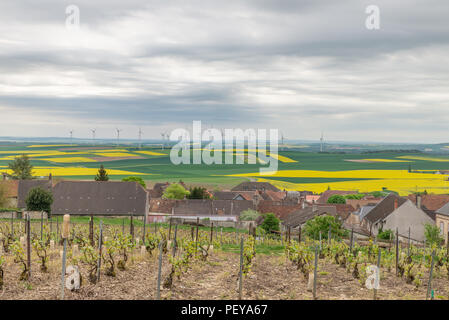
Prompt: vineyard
<box><xmin>0</xmin><ymin>215</ymin><xmax>449</xmax><ymax>300</ymax></box>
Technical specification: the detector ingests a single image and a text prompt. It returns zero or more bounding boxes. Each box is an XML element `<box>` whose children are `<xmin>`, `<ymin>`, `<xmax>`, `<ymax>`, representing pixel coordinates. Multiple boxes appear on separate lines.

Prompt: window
<box><xmin>440</xmin><ymin>222</ymin><xmax>444</xmax><ymax>235</ymax></box>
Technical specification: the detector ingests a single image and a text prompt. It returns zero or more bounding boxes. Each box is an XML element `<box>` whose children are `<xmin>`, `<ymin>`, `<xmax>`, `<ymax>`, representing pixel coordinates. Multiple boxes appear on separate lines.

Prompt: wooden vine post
<box><xmin>40</xmin><ymin>211</ymin><xmax>44</xmax><ymax>241</ymax></box>
<box><xmin>55</xmin><ymin>216</ymin><xmax>59</xmax><ymax>243</ymax></box>
<box><xmin>395</xmin><ymin>228</ymin><xmax>399</xmax><ymax>276</ymax></box>
<box><xmin>210</xmin><ymin>222</ymin><xmax>214</xmax><ymax>243</ymax></box>
<box><xmin>26</xmin><ymin>213</ymin><xmax>31</xmax><ymax>278</ymax></box>
<box><xmin>298</xmin><ymin>226</ymin><xmax>301</xmax><ymax>243</ymax></box>
<box><xmin>426</xmin><ymin>250</ymin><xmax>436</xmax><ymax>300</ymax></box>
<box><xmin>313</xmin><ymin>245</ymin><xmax>318</xmax><ymax>300</ymax></box>
<box><xmin>130</xmin><ymin>213</ymin><xmax>134</xmax><ymax>242</ymax></box>
<box><xmin>374</xmin><ymin>248</ymin><xmax>381</xmax><ymax>300</ymax></box>
<box><xmin>10</xmin><ymin>212</ymin><xmax>14</xmax><ymax>234</ymax></box>
<box><xmin>195</xmin><ymin>217</ymin><xmax>199</xmax><ymax>253</ymax></box>
<box><xmin>60</xmin><ymin>214</ymin><xmax>70</xmax><ymax>300</ymax></box>
<box><xmin>168</xmin><ymin>218</ymin><xmax>172</xmax><ymax>240</ymax></box>
<box><xmin>446</xmin><ymin>231</ymin><xmax>449</xmax><ymax>257</ymax></box>
<box><xmin>142</xmin><ymin>213</ymin><xmax>147</xmax><ymax>245</ymax></box>
<box><xmin>89</xmin><ymin>214</ymin><xmax>94</xmax><ymax>246</ymax></box>
<box><xmin>172</xmin><ymin>224</ymin><xmax>178</xmax><ymax>256</ymax></box>
<box><xmin>96</xmin><ymin>220</ymin><xmax>103</xmax><ymax>283</ymax></box>
<box><xmin>156</xmin><ymin>241</ymin><xmax>163</xmax><ymax>300</ymax></box>
<box><xmin>407</xmin><ymin>227</ymin><xmax>411</xmax><ymax>256</ymax></box>
<box><xmin>238</xmin><ymin>237</ymin><xmax>244</xmax><ymax>300</ymax></box>
<box><xmin>350</xmin><ymin>228</ymin><xmax>354</xmax><ymax>252</ymax></box>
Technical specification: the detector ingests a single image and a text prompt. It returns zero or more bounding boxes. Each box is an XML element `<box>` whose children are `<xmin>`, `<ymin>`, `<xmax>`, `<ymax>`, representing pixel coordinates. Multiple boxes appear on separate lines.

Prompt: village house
<box><xmin>51</xmin><ymin>181</ymin><xmax>149</xmax><ymax>216</ymax></box>
<box><xmin>17</xmin><ymin>179</ymin><xmax>53</xmax><ymax>209</ymax></box>
<box><xmin>316</xmin><ymin>190</ymin><xmax>358</xmax><ymax>204</ymax></box>
<box><xmin>0</xmin><ymin>180</ymin><xmax>19</xmax><ymax>208</ymax></box>
<box><xmin>361</xmin><ymin>193</ymin><xmax>434</xmax><ymax>242</ymax></box>
<box><xmin>434</xmin><ymin>202</ymin><xmax>449</xmax><ymax>244</ymax></box>
<box><xmin>231</xmin><ymin>181</ymin><xmax>280</xmax><ymax>192</ymax></box>
<box><xmin>148</xmin><ymin>198</ymin><xmax>255</xmax><ymax>224</ymax></box>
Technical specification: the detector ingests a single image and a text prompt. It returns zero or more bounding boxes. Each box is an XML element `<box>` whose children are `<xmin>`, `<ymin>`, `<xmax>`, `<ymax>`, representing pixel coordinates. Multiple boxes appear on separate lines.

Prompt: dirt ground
<box><xmin>1</xmin><ymin>247</ymin><xmax>448</xmax><ymax>300</ymax></box>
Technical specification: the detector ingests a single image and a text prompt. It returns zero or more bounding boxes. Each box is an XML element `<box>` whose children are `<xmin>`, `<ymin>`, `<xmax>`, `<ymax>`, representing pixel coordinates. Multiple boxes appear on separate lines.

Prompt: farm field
<box><xmin>1</xmin><ymin>143</ymin><xmax>449</xmax><ymax>194</ymax></box>
<box><xmin>1</xmin><ymin>219</ymin><xmax>448</xmax><ymax>300</ymax></box>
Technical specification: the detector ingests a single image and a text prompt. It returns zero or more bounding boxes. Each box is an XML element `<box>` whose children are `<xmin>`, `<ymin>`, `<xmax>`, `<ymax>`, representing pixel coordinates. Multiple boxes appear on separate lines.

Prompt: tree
<box><xmin>187</xmin><ymin>187</ymin><xmax>210</xmax><ymax>199</ymax></box>
<box><xmin>25</xmin><ymin>187</ymin><xmax>53</xmax><ymax>213</ymax></box>
<box><xmin>8</xmin><ymin>154</ymin><xmax>33</xmax><ymax>180</ymax></box>
<box><xmin>424</xmin><ymin>223</ymin><xmax>444</xmax><ymax>246</ymax></box>
<box><xmin>327</xmin><ymin>194</ymin><xmax>346</xmax><ymax>204</ymax></box>
<box><xmin>304</xmin><ymin>215</ymin><xmax>347</xmax><ymax>240</ymax></box>
<box><xmin>122</xmin><ymin>176</ymin><xmax>146</xmax><ymax>188</ymax></box>
<box><xmin>240</xmin><ymin>209</ymin><xmax>261</xmax><ymax>221</ymax></box>
<box><xmin>162</xmin><ymin>183</ymin><xmax>190</xmax><ymax>199</ymax></box>
<box><xmin>260</xmin><ymin>213</ymin><xmax>280</xmax><ymax>233</ymax></box>
<box><xmin>95</xmin><ymin>165</ymin><xmax>109</xmax><ymax>181</ymax></box>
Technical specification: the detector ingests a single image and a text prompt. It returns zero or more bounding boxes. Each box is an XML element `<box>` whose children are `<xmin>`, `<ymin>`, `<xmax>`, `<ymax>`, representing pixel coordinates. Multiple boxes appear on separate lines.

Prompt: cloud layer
<box><xmin>0</xmin><ymin>0</ymin><xmax>448</xmax><ymax>142</ymax></box>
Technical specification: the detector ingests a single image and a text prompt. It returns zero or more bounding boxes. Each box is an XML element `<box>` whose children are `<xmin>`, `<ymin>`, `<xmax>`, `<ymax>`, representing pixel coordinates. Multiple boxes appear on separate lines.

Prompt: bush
<box><xmin>370</xmin><ymin>191</ymin><xmax>388</xmax><ymax>198</ymax></box>
<box><xmin>240</xmin><ymin>209</ymin><xmax>261</xmax><ymax>221</ymax></box>
<box><xmin>424</xmin><ymin>224</ymin><xmax>444</xmax><ymax>246</ymax></box>
<box><xmin>122</xmin><ymin>176</ymin><xmax>146</xmax><ymax>188</ymax></box>
<box><xmin>327</xmin><ymin>195</ymin><xmax>346</xmax><ymax>204</ymax></box>
<box><xmin>162</xmin><ymin>184</ymin><xmax>190</xmax><ymax>199</ymax></box>
<box><xmin>344</xmin><ymin>194</ymin><xmax>365</xmax><ymax>200</ymax></box>
<box><xmin>25</xmin><ymin>187</ymin><xmax>53</xmax><ymax>213</ymax></box>
<box><xmin>304</xmin><ymin>215</ymin><xmax>347</xmax><ymax>240</ymax></box>
<box><xmin>260</xmin><ymin>213</ymin><xmax>280</xmax><ymax>233</ymax></box>
<box><xmin>377</xmin><ymin>228</ymin><xmax>394</xmax><ymax>240</ymax></box>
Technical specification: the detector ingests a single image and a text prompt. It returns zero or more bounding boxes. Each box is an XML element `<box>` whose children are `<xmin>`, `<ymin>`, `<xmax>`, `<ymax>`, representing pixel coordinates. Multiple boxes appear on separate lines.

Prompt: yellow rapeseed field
<box><xmin>2</xmin><ymin>166</ymin><xmax>145</xmax><ymax>177</ymax></box>
<box><xmin>41</xmin><ymin>157</ymin><xmax>97</xmax><ymax>163</ymax></box>
<box><xmin>362</xmin><ymin>159</ymin><xmax>411</xmax><ymax>163</ymax></box>
<box><xmin>135</xmin><ymin>151</ymin><xmax>167</xmax><ymax>156</ymax></box>
<box><xmin>27</xmin><ymin>144</ymin><xmax>74</xmax><ymax>148</ymax></box>
<box><xmin>92</xmin><ymin>152</ymin><xmax>137</xmax><ymax>157</ymax></box>
<box><xmin>227</xmin><ymin>169</ymin><xmax>449</xmax><ymax>195</ymax></box>
<box><xmin>396</xmin><ymin>156</ymin><xmax>449</xmax><ymax>162</ymax></box>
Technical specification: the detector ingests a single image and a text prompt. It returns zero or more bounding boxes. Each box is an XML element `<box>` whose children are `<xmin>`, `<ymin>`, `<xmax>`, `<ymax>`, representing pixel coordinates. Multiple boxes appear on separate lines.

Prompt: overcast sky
<box><xmin>0</xmin><ymin>0</ymin><xmax>448</xmax><ymax>143</ymax></box>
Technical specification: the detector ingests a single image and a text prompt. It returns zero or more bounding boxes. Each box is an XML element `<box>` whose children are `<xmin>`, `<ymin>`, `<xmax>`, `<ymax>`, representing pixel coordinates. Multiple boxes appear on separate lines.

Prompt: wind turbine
<box><xmin>90</xmin><ymin>128</ymin><xmax>96</xmax><ymax>144</ymax></box>
<box><xmin>320</xmin><ymin>131</ymin><xmax>324</xmax><ymax>152</ymax></box>
<box><xmin>116</xmin><ymin>128</ymin><xmax>122</xmax><ymax>147</ymax></box>
<box><xmin>160</xmin><ymin>132</ymin><xmax>165</xmax><ymax>150</ymax></box>
<box><xmin>69</xmin><ymin>130</ymin><xmax>74</xmax><ymax>146</ymax></box>
<box><xmin>138</xmin><ymin>127</ymin><xmax>143</xmax><ymax>149</ymax></box>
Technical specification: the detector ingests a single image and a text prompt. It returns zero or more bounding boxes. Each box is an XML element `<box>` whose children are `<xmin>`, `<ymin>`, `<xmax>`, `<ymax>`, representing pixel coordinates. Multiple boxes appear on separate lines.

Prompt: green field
<box><xmin>2</xmin><ymin>142</ymin><xmax>449</xmax><ymax>194</ymax></box>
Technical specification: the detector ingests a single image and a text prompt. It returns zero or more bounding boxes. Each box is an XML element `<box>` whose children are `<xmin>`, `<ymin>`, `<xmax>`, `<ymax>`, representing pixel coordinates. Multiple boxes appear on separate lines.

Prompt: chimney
<box><xmin>417</xmin><ymin>195</ymin><xmax>422</xmax><ymax>209</ymax></box>
<box><xmin>394</xmin><ymin>199</ymin><xmax>398</xmax><ymax>210</ymax></box>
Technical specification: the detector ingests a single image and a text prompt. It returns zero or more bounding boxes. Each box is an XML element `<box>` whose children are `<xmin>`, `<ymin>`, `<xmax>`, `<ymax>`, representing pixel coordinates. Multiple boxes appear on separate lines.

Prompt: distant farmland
<box><xmin>1</xmin><ymin>143</ymin><xmax>449</xmax><ymax>195</ymax></box>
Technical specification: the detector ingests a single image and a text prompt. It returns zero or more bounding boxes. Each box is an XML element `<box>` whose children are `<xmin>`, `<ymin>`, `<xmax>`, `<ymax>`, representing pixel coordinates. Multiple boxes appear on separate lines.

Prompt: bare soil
<box><xmin>1</xmin><ymin>248</ymin><xmax>448</xmax><ymax>300</ymax></box>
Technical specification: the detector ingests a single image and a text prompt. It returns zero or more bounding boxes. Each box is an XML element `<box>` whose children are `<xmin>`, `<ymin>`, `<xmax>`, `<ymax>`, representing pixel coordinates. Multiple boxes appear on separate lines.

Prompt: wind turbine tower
<box><xmin>69</xmin><ymin>130</ymin><xmax>73</xmax><ymax>146</ymax></box>
<box><xmin>116</xmin><ymin>128</ymin><xmax>122</xmax><ymax>147</ymax></box>
<box><xmin>160</xmin><ymin>132</ymin><xmax>165</xmax><ymax>150</ymax></box>
<box><xmin>138</xmin><ymin>127</ymin><xmax>143</xmax><ymax>149</ymax></box>
<box><xmin>90</xmin><ymin>128</ymin><xmax>96</xmax><ymax>144</ymax></box>
<box><xmin>320</xmin><ymin>132</ymin><xmax>324</xmax><ymax>152</ymax></box>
